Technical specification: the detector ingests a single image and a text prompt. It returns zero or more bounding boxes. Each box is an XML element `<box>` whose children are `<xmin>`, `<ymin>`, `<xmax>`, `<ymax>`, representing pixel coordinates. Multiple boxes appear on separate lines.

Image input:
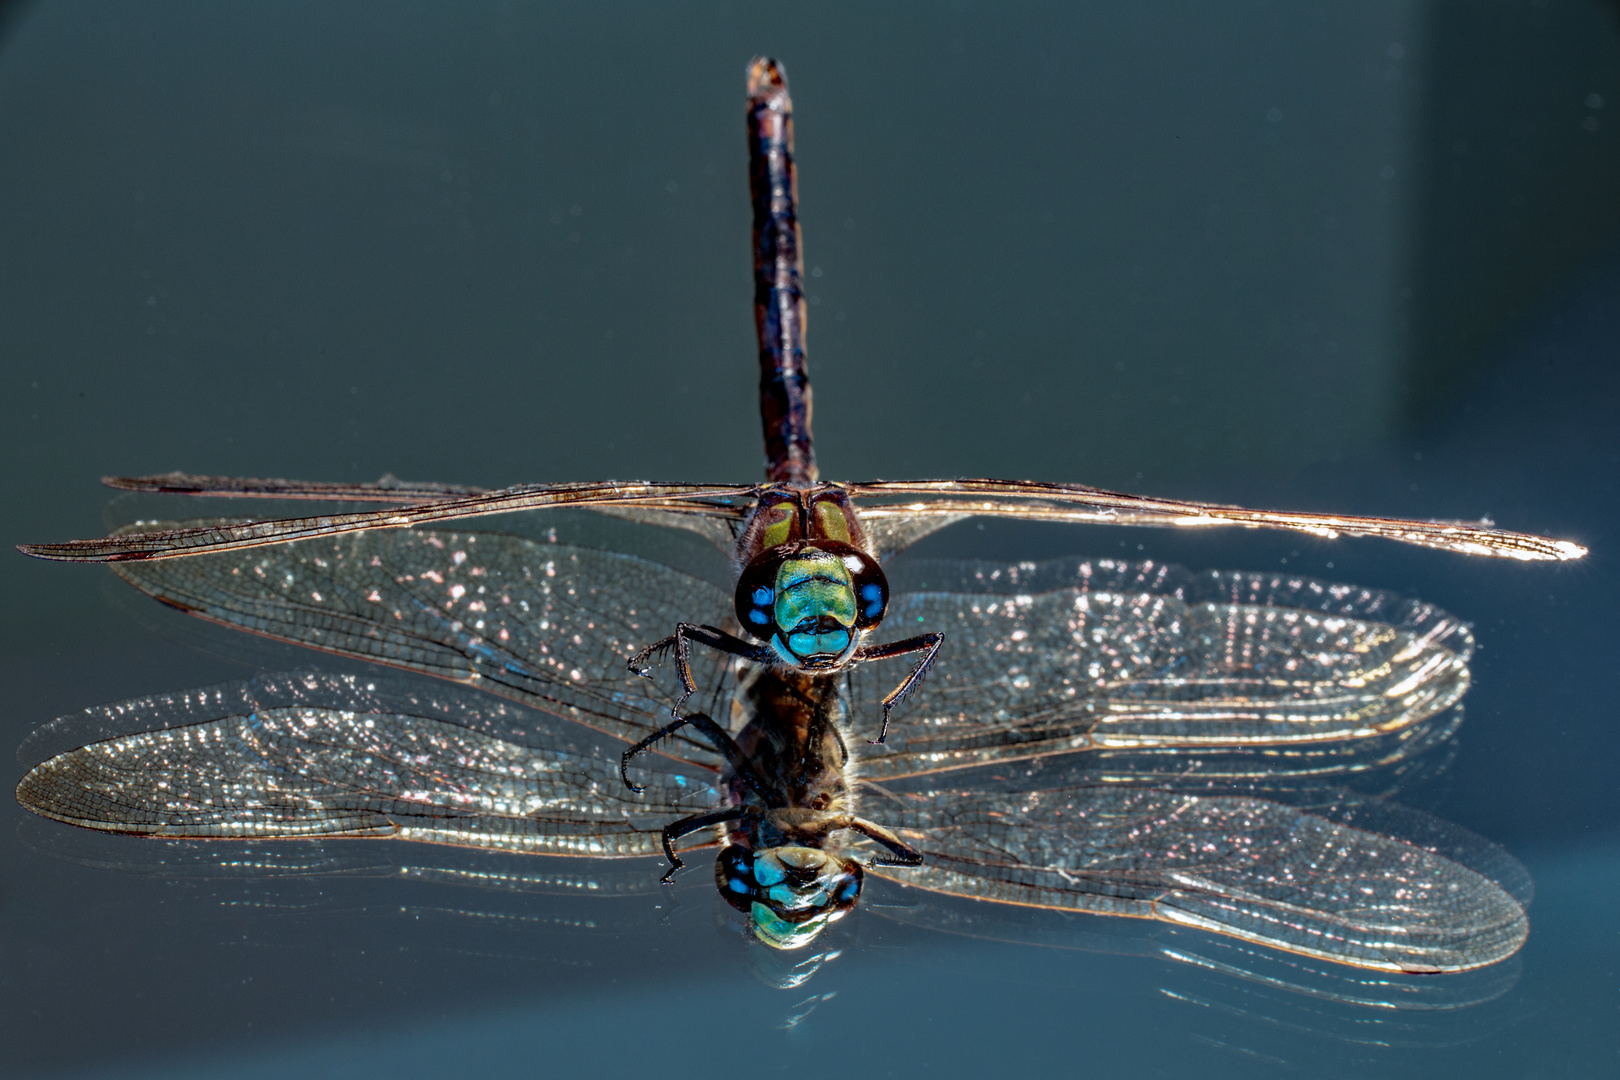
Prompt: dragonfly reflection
<box><xmin>18</xmin><ymin>540</ymin><xmax>1524</xmax><ymax>970</ymax></box>
<box><xmin>13</xmin><ymin>58</ymin><xmax>1555</xmax><ymax>972</ymax></box>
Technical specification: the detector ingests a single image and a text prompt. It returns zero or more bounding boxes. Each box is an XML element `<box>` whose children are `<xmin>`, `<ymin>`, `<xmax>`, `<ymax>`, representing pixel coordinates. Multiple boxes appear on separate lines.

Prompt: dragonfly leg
<box><xmin>626</xmin><ymin>634</ymin><xmax>678</xmax><ymax>679</ymax></box>
<box><xmin>843</xmin><ymin>816</ymin><xmax>924</xmax><ymax>868</ymax></box>
<box><xmin>853</xmin><ymin>632</ymin><xmax>945</xmax><ymax>744</ymax></box>
<box><xmin>620</xmin><ymin>711</ymin><xmax>773</xmax><ymax>804</ymax></box>
<box><xmin>628</xmin><ymin>623</ymin><xmax>774</xmax><ymax>720</ymax></box>
<box><xmin>809</xmin><ymin>711</ymin><xmax>849</xmax><ymax>767</ymax></box>
<box><xmin>660</xmin><ymin>806</ymin><xmax>752</xmax><ymax>883</ymax></box>
<box><xmin>620</xmin><ymin>715</ymin><xmax>691</xmax><ymax>794</ymax></box>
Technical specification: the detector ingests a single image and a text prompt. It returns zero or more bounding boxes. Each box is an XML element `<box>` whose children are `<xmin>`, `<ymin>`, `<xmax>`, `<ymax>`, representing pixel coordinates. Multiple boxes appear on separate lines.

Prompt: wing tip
<box><xmin>16</xmin><ymin>542</ymin><xmax>67</xmax><ymax>561</ymax></box>
<box><xmin>17</xmin><ymin>542</ymin><xmax>127</xmax><ymax>563</ymax></box>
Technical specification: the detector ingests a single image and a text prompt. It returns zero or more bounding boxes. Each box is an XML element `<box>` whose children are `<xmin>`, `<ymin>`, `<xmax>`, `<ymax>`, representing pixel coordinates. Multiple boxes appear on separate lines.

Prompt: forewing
<box><xmin>869</xmin><ymin>784</ymin><xmax>1526</xmax><ymax>972</ymax></box>
<box><xmin>108</xmin><ymin>526</ymin><xmax>736</xmax><ymax>760</ymax></box>
<box><xmin>852</xmin><ymin>559</ymin><xmax>1472</xmax><ymax>779</ymax></box>
<box><xmin>16</xmin><ymin>672</ymin><xmax>717</xmax><ymax>857</ymax></box>
<box><xmin>19</xmin><ymin>480</ymin><xmax>758</xmax><ymax>561</ymax></box>
<box><xmin>845</xmin><ymin>481</ymin><xmax>1585</xmax><ymax>561</ymax></box>
<box><xmin>102</xmin><ymin>471</ymin><xmax>493</xmax><ymax>501</ymax></box>
<box><xmin>98</xmin><ymin>472</ymin><xmax>748</xmax><ymax>556</ymax></box>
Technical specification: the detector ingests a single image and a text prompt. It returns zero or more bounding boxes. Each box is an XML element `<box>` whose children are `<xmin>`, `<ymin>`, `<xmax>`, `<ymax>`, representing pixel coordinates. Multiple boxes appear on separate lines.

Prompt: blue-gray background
<box><xmin>0</xmin><ymin>2</ymin><xmax>1615</xmax><ymax>1077</ymax></box>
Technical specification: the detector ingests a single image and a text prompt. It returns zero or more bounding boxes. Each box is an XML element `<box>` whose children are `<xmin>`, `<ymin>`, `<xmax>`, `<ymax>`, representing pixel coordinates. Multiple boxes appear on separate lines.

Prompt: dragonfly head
<box><xmin>716</xmin><ymin>844</ymin><xmax>863</xmax><ymax>950</ymax></box>
<box><xmin>735</xmin><ymin>541</ymin><xmax>888</xmax><ymax>669</ymax></box>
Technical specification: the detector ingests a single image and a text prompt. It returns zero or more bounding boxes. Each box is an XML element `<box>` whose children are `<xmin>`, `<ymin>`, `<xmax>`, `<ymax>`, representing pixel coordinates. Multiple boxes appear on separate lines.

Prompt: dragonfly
<box><xmin>17</xmin><ymin>560</ymin><xmax>1523</xmax><ymax>972</ymax></box>
<box><xmin>12</xmin><ymin>58</ymin><xmax>1545</xmax><ymax>969</ymax></box>
<box><xmin>15</xmin><ymin>512</ymin><xmax>1520</xmax><ymax>969</ymax></box>
<box><xmin>15</xmin><ymin>60</ymin><xmax>1586</xmax><ymax>739</ymax></box>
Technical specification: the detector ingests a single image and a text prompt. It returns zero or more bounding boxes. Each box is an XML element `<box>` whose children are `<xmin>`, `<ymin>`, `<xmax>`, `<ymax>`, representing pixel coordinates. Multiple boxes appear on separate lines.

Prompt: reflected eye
<box><xmin>714</xmin><ymin>847</ymin><xmax>757</xmax><ymax>913</ymax></box>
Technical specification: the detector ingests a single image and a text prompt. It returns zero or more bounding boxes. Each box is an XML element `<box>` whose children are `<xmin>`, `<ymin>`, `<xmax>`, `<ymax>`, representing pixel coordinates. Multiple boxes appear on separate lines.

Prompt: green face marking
<box><xmin>773</xmin><ymin>552</ymin><xmax>857</xmax><ymax>660</ymax></box>
<box><xmin>750</xmin><ymin>901</ymin><xmax>832</xmax><ymax>950</ymax></box>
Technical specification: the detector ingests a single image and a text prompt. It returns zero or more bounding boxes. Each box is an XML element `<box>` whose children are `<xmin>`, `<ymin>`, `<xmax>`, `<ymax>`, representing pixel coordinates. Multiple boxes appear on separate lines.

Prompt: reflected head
<box><xmin>715</xmin><ymin>844</ymin><xmax>863</xmax><ymax>950</ymax></box>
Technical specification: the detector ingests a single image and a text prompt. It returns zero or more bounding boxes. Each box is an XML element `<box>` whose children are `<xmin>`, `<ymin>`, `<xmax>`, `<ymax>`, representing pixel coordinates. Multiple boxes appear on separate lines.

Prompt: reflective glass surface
<box><xmin>1</xmin><ymin>3</ymin><xmax>1615</xmax><ymax>1077</ymax></box>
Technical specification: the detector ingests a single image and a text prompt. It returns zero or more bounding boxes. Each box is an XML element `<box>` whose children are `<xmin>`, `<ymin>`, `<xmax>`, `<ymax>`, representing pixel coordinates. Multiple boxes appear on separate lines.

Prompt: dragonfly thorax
<box><xmin>734</xmin><ymin>540</ymin><xmax>888</xmax><ymax>669</ymax></box>
<box><xmin>716</xmin><ymin>844</ymin><xmax>862</xmax><ymax>950</ymax></box>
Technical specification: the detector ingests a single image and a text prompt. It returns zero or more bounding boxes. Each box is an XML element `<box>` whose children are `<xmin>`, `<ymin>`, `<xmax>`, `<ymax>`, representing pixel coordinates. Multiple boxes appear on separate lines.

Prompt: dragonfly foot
<box><xmin>618</xmin><ymin>748</ymin><xmax>647</xmax><ymax>795</ymax></box>
<box><xmin>866</xmin><ymin>708</ymin><xmax>894</xmax><ymax>745</ymax></box>
<box><xmin>620</xmin><ymin>712</ymin><xmax>699</xmax><ymax>792</ymax></box>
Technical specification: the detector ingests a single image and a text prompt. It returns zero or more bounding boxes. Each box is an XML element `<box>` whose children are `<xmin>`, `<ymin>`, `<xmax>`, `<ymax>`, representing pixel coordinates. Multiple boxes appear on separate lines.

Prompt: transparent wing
<box><xmin>26</xmin><ymin>473</ymin><xmax>1586</xmax><ymax>563</ymax></box>
<box><xmin>104</xmin><ymin>525</ymin><xmax>737</xmax><ymax>762</ymax></box>
<box><xmin>101</xmin><ymin>471</ymin><xmax>495</xmax><ymax>502</ymax></box>
<box><xmin>853</xmin><ymin>559</ymin><xmax>1472</xmax><ymax>780</ymax></box>
<box><xmin>15</xmin><ymin>672</ymin><xmax>719</xmax><ymax>857</ymax></box>
<box><xmin>868</xmin><ymin>783</ymin><xmax>1527</xmax><ymax>972</ymax></box>
<box><xmin>846</xmin><ymin>480</ymin><xmax>1586</xmax><ymax>561</ymax></box>
<box><xmin>100</xmin><ymin>472</ymin><xmax>748</xmax><ymax>555</ymax></box>
<box><xmin>872</xmin><ymin>885</ymin><xmax>1522</xmax><ymax>1021</ymax></box>
<box><xmin>982</xmin><ymin>706</ymin><xmax>1467</xmax><ymax>808</ymax></box>
<box><xmin>18</xmin><ymin>480</ymin><xmax>758</xmax><ymax>562</ymax></box>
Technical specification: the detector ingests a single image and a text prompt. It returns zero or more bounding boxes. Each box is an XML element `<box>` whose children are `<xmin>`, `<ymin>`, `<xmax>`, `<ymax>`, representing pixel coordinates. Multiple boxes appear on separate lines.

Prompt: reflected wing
<box><xmin>847</xmin><ymin>480</ymin><xmax>1586</xmax><ymax>561</ymax></box>
<box><xmin>853</xmin><ymin>559</ymin><xmax>1471</xmax><ymax>780</ymax></box>
<box><xmin>1011</xmin><ymin>706</ymin><xmax>1465</xmax><ymax>805</ymax></box>
<box><xmin>19</xmin><ymin>479</ymin><xmax>758</xmax><ymax>562</ymax></box>
<box><xmin>106</xmin><ymin>526</ymin><xmax>737</xmax><ymax>762</ymax></box>
<box><xmin>870</xmin><ymin>784</ymin><xmax>1526</xmax><ymax>972</ymax></box>
<box><xmin>874</xmin><ymin>885</ymin><xmax>1521</xmax><ymax>1019</ymax></box>
<box><xmin>16</xmin><ymin>672</ymin><xmax>718</xmax><ymax>857</ymax></box>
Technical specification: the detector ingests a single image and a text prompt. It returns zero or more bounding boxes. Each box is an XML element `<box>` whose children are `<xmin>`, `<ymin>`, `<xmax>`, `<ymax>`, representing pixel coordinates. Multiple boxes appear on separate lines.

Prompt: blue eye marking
<box><xmin>861</xmin><ymin>584</ymin><xmax>882</xmax><ymax>601</ymax></box>
<box><xmin>752</xmin><ymin>587</ymin><xmax>773</xmax><ymax>606</ymax></box>
<box><xmin>864</xmin><ymin>600</ymin><xmax>884</xmax><ymax>618</ymax></box>
<box><xmin>749</xmin><ymin>609</ymin><xmax>772</xmax><ymax>625</ymax></box>
<box><xmin>728</xmin><ymin>878</ymin><xmax>750</xmax><ymax>894</ymax></box>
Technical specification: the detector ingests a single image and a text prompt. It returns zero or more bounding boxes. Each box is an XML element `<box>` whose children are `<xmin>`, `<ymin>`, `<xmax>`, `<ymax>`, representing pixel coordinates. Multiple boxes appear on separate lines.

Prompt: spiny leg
<box><xmin>854</xmin><ymin>632</ymin><xmax>945</xmax><ymax>744</ymax></box>
<box><xmin>659</xmin><ymin>806</ymin><xmax>752</xmax><ymax>883</ymax></box>
<box><xmin>844</xmin><ymin>816</ymin><xmax>925</xmax><ymax>868</ymax></box>
<box><xmin>619</xmin><ymin>711</ymin><xmax>772</xmax><ymax>803</ymax></box>
<box><xmin>627</xmin><ymin>622</ymin><xmax>774</xmax><ymax>719</ymax></box>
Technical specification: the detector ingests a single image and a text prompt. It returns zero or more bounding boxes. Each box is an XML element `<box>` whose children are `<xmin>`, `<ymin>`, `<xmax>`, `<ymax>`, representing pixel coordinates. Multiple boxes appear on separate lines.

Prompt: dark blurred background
<box><xmin>0</xmin><ymin>3</ymin><xmax>1615</xmax><ymax>1078</ymax></box>
<box><xmin>1</xmin><ymin>0</ymin><xmax>1615</xmax><ymax>642</ymax></box>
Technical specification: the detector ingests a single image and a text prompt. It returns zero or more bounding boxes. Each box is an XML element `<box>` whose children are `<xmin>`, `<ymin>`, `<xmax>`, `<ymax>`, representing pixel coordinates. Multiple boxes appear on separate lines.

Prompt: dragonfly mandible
<box><xmin>13</xmin><ymin>58</ymin><xmax>1544</xmax><ymax>969</ymax></box>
